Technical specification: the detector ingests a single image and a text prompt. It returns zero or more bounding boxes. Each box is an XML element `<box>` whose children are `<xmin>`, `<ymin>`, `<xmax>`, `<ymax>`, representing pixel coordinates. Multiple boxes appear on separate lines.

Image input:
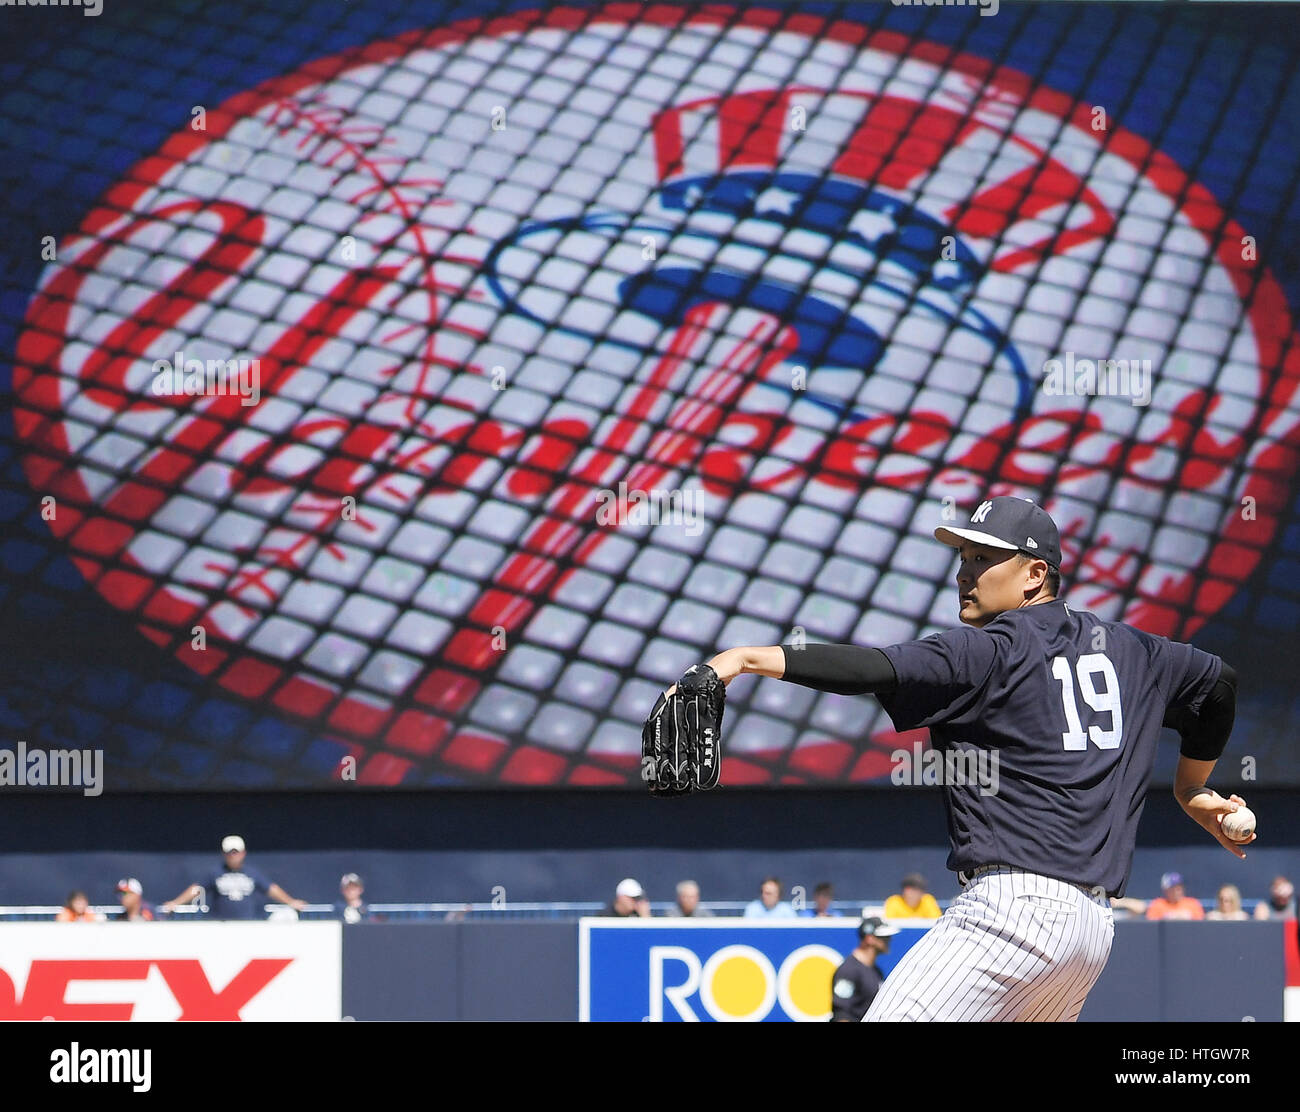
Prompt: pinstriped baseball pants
<box><xmin>863</xmin><ymin>866</ymin><xmax>1114</xmax><ymax>1022</ymax></box>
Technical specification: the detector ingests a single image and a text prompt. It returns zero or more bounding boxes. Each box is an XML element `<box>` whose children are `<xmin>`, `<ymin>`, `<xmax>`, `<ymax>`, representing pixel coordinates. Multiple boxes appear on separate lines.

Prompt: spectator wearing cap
<box><xmin>1254</xmin><ymin>876</ymin><xmax>1297</xmax><ymax>921</ymax></box>
<box><xmin>799</xmin><ymin>881</ymin><xmax>843</xmax><ymax>918</ymax></box>
<box><xmin>831</xmin><ymin>915</ymin><xmax>899</xmax><ymax>1021</ymax></box>
<box><xmin>55</xmin><ymin>890</ymin><xmax>103</xmax><ymax>923</ymax></box>
<box><xmin>743</xmin><ymin>876</ymin><xmax>797</xmax><ymax>919</ymax></box>
<box><xmin>663</xmin><ymin>879</ymin><xmax>714</xmax><ymax>918</ymax></box>
<box><xmin>1145</xmin><ymin>872</ymin><xmax>1205</xmax><ymax>921</ymax></box>
<box><xmin>603</xmin><ymin>878</ymin><xmax>651</xmax><ymax>918</ymax></box>
<box><xmin>162</xmin><ymin>835</ymin><xmax>307</xmax><ymax>921</ymax></box>
<box><xmin>884</xmin><ymin>873</ymin><xmax>941</xmax><ymax>919</ymax></box>
<box><xmin>116</xmin><ymin>878</ymin><xmax>155</xmax><ymax>922</ymax></box>
<box><xmin>334</xmin><ymin>873</ymin><xmax>373</xmax><ymax>924</ymax></box>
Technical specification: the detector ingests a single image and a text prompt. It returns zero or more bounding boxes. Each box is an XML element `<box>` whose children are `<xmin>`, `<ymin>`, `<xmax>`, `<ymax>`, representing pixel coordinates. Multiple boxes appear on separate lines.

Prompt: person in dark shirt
<box><xmin>601</xmin><ymin>877</ymin><xmax>651</xmax><ymax>917</ymax></box>
<box><xmin>673</xmin><ymin>496</ymin><xmax>1251</xmax><ymax>1021</ymax></box>
<box><xmin>116</xmin><ymin>877</ymin><xmax>155</xmax><ymax>922</ymax></box>
<box><xmin>161</xmin><ymin>835</ymin><xmax>308</xmax><ymax>920</ymax></box>
<box><xmin>334</xmin><ymin>872</ymin><xmax>373</xmax><ymax>924</ymax></box>
<box><xmin>1254</xmin><ymin>875</ymin><xmax>1297</xmax><ymax>920</ymax></box>
<box><xmin>831</xmin><ymin>916</ymin><xmax>899</xmax><ymax>1021</ymax></box>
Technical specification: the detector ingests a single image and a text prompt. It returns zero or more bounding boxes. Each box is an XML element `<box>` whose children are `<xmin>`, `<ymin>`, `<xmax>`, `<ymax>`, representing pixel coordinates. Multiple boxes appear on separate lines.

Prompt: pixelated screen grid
<box><xmin>1</xmin><ymin>0</ymin><xmax>1299</xmax><ymax>790</ymax></box>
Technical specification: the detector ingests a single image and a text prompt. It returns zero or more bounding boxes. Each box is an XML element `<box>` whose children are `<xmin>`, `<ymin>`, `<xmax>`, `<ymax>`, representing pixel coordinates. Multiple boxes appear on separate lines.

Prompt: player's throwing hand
<box><xmin>1176</xmin><ymin>785</ymin><xmax>1258</xmax><ymax>859</ymax></box>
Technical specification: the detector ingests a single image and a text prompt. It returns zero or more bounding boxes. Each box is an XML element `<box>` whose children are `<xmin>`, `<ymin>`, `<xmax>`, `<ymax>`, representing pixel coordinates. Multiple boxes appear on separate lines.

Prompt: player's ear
<box><xmin>1019</xmin><ymin>553</ymin><xmax>1048</xmax><ymax>591</ymax></box>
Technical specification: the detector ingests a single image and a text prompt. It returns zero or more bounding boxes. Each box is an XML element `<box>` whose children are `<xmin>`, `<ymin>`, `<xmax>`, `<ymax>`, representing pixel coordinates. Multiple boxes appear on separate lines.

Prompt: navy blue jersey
<box><xmin>334</xmin><ymin>900</ymin><xmax>372</xmax><ymax>924</ymax></box>
<box><xmin>877</xmin><ymin>600</ymin><xmax>1222</xmax><ymax>897</ymax></box>
<box><xmin>202</xmin><ymin>865</ymin><xmax>272</xmax><ymax>920</ymax></box>
<box><xmin>830</xmin><ymin>954</ymin><xmax>884</xmax><ymax>1021</ymax></box>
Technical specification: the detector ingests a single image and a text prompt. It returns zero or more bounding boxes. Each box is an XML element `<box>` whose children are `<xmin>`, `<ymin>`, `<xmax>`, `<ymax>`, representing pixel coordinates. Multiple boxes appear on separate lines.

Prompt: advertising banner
<box><xmin>579</xmin><ymin>918</ymin><xmax>932</xmax><ymax>1022</ymax></box>
<box><xmin>0</xmin><ymin>923</ymin><xmax>342</xmax><ymax>1021</ymax></box>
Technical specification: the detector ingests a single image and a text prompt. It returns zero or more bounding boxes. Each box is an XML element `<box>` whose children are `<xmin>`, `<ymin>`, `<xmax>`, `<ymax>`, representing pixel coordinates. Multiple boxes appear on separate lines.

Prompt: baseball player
<box><xmin>654</xmin><ymin>496</ymin><xmax>1250</xmax><ymax>1021</ymax></box>
<box><xmin>830</xmin><ymin>915</ymin><xmax>899</xmax><ymax>1021</ymax></box>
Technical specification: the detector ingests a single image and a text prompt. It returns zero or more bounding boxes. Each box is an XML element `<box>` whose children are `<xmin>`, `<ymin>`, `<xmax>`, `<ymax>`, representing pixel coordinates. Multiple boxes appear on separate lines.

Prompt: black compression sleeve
<box><xmin>779</xmin><ymin>643</ymin><xmax>898</xmax><ymax>696</ymax></box>
<box><xmin>1164</xmin><ymin>662</ymin><xmax>1237</xmax><ymax>761</ymax></box>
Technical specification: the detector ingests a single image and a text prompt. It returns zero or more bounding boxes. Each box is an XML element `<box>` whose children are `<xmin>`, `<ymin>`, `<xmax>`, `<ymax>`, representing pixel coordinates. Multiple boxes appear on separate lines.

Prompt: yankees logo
<box><xmin>12</xmin><ymin>5</ymin><xmax>1300</xmax><ymax>785</ymax></box>
<box><xmin>971</xmin><ymin>501</ymin><xmax>995</xmax><ymax>524</ymax></box>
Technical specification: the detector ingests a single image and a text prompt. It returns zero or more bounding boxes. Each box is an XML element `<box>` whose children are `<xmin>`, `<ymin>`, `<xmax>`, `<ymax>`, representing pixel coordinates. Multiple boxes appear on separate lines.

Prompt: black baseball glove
<box><xmin>641</xmin><ymin>663</ymin><xmax>726</xmax><ymax>796</ymax></box>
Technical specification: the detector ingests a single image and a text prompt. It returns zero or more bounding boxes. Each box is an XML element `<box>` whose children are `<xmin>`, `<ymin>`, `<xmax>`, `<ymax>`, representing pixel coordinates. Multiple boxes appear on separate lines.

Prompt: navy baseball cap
<box><xmin>934</xmin><ymin>496</ymin><xmax>1062</xmax><ymax>570</ymax></box>
<box><xmin>858</xmin><ymin>914</ymin><xmax>900</xmax><ymax>939</ymax></box>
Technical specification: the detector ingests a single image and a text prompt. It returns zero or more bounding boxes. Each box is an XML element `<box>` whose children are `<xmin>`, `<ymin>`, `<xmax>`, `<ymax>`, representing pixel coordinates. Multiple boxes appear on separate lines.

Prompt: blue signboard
<box><xmin>579</xmin><ymin>919</ymin><xmax>934</xmax><ymax>1022</ymax></box>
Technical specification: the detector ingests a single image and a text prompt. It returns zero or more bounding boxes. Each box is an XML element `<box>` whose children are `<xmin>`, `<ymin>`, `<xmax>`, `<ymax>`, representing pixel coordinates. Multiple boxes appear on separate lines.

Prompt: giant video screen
<box><xmin>2</xmin><ymin>0</ymin><xmax>1298</xmax><ymax>788</ymax></box>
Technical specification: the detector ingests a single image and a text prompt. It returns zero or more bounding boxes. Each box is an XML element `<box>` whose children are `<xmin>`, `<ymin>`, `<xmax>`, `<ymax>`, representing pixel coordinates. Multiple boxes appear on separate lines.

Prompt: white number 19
<box><xmin>1050</xmin><ymin>653</ymin><xmax>1124</xmax><ymax>751</ymax></box>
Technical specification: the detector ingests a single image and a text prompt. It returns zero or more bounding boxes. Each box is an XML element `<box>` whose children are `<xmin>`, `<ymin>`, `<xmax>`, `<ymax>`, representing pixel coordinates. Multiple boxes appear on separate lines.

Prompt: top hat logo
<box><xmin>11</xmin><ymin>6</ymin><xmax>1300</xmax><ymax>786</ymax></box>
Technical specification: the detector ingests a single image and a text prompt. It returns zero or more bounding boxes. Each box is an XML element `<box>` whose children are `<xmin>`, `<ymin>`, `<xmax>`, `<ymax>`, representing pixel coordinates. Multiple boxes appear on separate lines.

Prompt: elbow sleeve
<box><xmin>1168</xmin><ymin>662</ymin><xmax>1237</xmax><ymax>761</ymax></box>
<box><xmin>778</xmin><ymin>643</ymin><xmax>897</xmax><ymax>696</ymax></box>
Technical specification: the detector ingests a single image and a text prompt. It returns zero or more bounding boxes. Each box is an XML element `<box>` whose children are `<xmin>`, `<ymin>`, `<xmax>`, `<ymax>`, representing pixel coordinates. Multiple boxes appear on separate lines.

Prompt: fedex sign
<box><xmin>0</xmin><ymin>923</ymin><xmax>340</xmax><ymax>1021</ymax></box>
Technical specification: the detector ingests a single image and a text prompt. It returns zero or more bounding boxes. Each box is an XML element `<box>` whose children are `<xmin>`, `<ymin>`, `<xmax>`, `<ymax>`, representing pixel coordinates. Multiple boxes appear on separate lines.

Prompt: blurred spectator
<box><xmin>743</xmin><ymin>876</ymin><xmax>796</xmax><ymax>919</ymax></box>
<box><xmin>1109</xmin><ymin>897</ymin><xmax>1148</xmax><ymax>920</ymax></box>
<box><xmin>115</xmin><ymin>878</ymin><xmax>155</xmax><ymax>922</ymax></box>
<box><xmin>831</xmin><ymin>915</ymin><xmax>899</xmax><ymax>1021</ymax></box>
<box><xmin>334</xmin><ymin>873</ymin><xmax>372</xmax><ymax>924</ymax></box>
<box><xmin>664</xmin><ymin>879</ymin><xmax>714</xmax><ymax>918</ymax></box>
<box><xmin>55</xmin><ymin>890</ymin><xmax>103</xmax><ymax>923</ymax></box>
<box><xmin>884</xmin><ymin>873</ymin><xmax>941</xmax><ymax>919</ymax></box>
<box><xmin>1206</xmin><ymin>884</ymin><xmax>1248</xmax><ymax>921</ymax></box>
<box><xmin>162</xmin><ymin>835</ymin><xmax>307</xmax><ymax>920</ymax></box>
<box><xmin>602</xmin><ymin>878</ymin><xmax>651</xmax><ymax>918</ymax></box>
<box><xmin>800</xmin><ymin>881</ymin><xmax>842</xmax><ymax>918</ymax></box>
<box><xmin>1145</xmin><ymin>872</ymin><xmax>1205</xmax><ymax>921</ymax></box>
<box><xmin>1254</xmin><ymin>876</ymin><xmax>1297</xmax><ymax>921</ymax></box>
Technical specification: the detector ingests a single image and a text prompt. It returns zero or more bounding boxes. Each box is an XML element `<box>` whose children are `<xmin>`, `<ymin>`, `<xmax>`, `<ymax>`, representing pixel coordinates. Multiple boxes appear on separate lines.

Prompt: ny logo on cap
<box><xmin>971</xmin><ymin>500</ymin><xmax>994</xmax><ymax>523</ymax></box>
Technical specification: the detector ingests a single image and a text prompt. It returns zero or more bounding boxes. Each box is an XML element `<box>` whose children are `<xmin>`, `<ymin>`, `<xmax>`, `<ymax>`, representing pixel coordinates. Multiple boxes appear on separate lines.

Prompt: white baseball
<box><xmin>1221</xmin><ymin>806</ymin><xmax>1256</xmax><ymax>841</ymax></box>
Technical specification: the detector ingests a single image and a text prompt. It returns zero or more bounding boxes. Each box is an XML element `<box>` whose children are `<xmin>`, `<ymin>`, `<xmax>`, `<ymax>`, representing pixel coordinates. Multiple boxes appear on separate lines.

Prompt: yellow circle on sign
<box><xmin>710</xmin><ymin>955</ymin><xmax>768</xmax><ymax>1017</ymax></box>
<box><xmin>786</xmin><ymin>954</ymin><xmax>837</xmax><ymax>1018</ymax></box>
